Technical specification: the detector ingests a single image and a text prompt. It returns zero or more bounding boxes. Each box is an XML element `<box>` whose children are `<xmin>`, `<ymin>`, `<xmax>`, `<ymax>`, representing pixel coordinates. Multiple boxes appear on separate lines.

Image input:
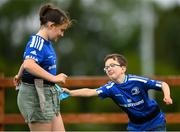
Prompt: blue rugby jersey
<box><xmin>96</xmin><ymin>74</ymin><xmax>165</xmax><ymax>130</ymax></box>
<box><xmin>22</xmin><ymin>35</ymin><xmax>57</xmax><ymax>78</ymax></box>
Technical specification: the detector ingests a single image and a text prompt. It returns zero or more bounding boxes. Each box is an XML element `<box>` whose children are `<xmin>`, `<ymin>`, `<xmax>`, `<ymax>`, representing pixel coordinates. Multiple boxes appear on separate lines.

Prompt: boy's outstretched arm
<box><xmin>63</xmin><ymin>88</ymin><xmax>98</xmax><ymax>97</ymax></box>
<box><xmin>161</xmin><ymin>82</ymin><xmax>173</xmax><ymax>105</ymax></box>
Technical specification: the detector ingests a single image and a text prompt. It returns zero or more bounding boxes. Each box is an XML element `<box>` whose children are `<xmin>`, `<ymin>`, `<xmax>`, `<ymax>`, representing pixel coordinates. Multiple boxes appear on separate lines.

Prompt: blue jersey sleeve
<box><xmin>128</xmin><ymin>74</ymin><xmax>162</xmax><ymax>91</ymax></box>
<box><xmin>145</xmin><ymin>79</ymin><xmax>162</xmax><ymax>91</ymax></box>
<box><xmin>23</xmin><ymin>36</ymin><xmax>45</xmax><ymax>64</ymax></box>
<box><xmin>96</xmin><ymin>82</ymin><xmax>114</xmax><ymax>99</ymax></box>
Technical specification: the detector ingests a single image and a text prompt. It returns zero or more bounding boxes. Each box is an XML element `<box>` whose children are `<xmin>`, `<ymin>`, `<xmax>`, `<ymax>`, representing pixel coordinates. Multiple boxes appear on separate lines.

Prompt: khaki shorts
<box><xmin>17</xmin><ymin>82</ymin><xmax>60</xmax><ymax>123</ymax></box>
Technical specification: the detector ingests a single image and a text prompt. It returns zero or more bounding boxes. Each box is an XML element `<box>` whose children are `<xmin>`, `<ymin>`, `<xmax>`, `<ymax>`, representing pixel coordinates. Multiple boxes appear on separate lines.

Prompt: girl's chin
<box><xmin>54</xmin><ymin>38</ymin><xmax>58</xmax><ymax>42</ymax></box>
<box><xmin>53</xmin><ymin>37</ymin><xmax>61</xmax><ymax>42</ymax></box>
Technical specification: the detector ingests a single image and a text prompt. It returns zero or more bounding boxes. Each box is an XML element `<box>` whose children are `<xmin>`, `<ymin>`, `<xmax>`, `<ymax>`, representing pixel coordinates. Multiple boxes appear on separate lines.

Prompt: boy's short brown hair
<box><xmin>104</xmin><ymin>53</ymin><xmax>128</xmax><ymax>67</ymax></box>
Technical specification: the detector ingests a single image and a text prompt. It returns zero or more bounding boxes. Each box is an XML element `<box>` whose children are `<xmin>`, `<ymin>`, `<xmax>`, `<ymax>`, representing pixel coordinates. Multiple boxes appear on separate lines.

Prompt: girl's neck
<box><xmin>36</xmin><ymin>27</ymin><xmax>48</xmax><ymax>40</ymax></box>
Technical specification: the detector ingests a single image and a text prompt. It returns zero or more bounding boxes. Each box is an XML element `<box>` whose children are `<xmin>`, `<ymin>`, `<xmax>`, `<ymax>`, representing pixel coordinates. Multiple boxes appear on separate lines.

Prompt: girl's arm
<box><xmin>23</xmin><ymin>59</ymin><xmax>67</xmax><ymax>84</ymax></box>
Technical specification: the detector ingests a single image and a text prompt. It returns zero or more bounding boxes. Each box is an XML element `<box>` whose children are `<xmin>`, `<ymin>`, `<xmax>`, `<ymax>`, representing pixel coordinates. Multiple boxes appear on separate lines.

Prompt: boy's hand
<box><xmin>62</xmin><ymin>88</ymin><xmax>71</xmax><ymax>94</ymax></box>
<box><xmin>163</xmin><ymin>97</ymin><xmax>173</xmax><ymax>105</ymax></box>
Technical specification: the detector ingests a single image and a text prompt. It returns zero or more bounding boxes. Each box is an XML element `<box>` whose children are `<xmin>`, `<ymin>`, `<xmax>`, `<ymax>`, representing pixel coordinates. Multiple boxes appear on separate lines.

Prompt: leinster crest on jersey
<box><xmin>131</xmin><ymin>87</ymin><xmax>140</xmax><ymax>95</ymax></box>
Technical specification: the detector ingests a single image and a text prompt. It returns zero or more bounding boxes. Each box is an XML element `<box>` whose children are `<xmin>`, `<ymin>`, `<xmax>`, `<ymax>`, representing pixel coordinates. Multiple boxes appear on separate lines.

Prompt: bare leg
<box><xmin>28</xmin><ymin>122</ymin><xmax>51</xmax><ymax>131</ymax></box>
<box><xmin>52</xmin><ymin>114</ymin><xmax>65</xmax><ymax>131</ymax></box>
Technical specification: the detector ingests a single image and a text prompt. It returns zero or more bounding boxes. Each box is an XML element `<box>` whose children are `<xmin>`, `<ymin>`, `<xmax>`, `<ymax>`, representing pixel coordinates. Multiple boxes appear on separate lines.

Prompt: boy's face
<box><xmin>104</xmin><ymin>58</ymin><xmax>126</xmax><ymax>81</ymax></box>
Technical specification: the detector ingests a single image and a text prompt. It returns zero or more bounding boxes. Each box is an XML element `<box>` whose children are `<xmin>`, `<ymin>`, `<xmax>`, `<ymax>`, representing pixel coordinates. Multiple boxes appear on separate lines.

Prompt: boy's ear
<box><xmin>122</xmin><ymin>66</ymin><xmax>127</xmax><ymax>73</ymax></box>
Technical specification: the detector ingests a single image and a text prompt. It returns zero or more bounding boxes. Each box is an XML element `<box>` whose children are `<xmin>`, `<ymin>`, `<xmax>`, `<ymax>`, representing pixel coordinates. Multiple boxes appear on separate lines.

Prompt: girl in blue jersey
<box><xmin>13</xmin><ymin>3</ymin><xmax>71</xmax><ymax>131</ymax></box>
<box><xmin>63</xmin><ymin>53</ymin><xmax>173</xmax><ymax>131</ymax></box>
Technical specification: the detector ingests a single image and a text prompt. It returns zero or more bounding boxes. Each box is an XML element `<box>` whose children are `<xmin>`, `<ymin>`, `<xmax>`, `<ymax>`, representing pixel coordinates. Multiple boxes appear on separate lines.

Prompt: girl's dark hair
<box><xmin>104</xmin><ymin>53</ymin><xmax>128</xmax><ymax>67</ymax></box>
<box><xmin>39</xmin><ymin>3</ymin><xmax>71</xmax><ymax>27</ymax></box>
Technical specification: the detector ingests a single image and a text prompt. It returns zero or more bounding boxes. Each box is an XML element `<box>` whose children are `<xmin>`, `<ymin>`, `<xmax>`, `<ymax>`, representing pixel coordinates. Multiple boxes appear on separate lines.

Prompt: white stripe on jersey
<box><xmin>106</xmin><ymin>82</ymin><xmax>115</xmax><ymax>89</ymax></box>
<box><xmin>128</xmin><ymin>78</ymin><xmax>147</xmax><ymax>83</ymax></box>
<box><xmin>96</xmin><ymin>90</ymin><xmax>103</xmax><ymax>94</ymax></box>
<box><xmin>30</xmin><ymin>36</ymin><xmax>36</xmax><ymax>47</ymax></box>
<box><xmin>34</xmin><ymin>36</ymin><xmax>38</xmax><ymax>48</ymax></box>
<box><xmin>129</xmin><ymin>75</ymin><xmax>148</xmax><ymax>80</ymax></box>
<box><xmin>29</xmin><ymin>36</ymin><xmax>44</xmax><ymax>51</ymax></box>
<box><xmin>35</xmin><ymin>37</ymin><xmax>40</xmax><ymax>49</ymax></box>
<box><xmin>39</xmin><ymin>39</ymin><xmax>44</xmax><ymax>51</ymax></box>
<box><xmin>155</xmin><ymin>83</ymin><xmax>161</xmax><ymax>87</ymax></box>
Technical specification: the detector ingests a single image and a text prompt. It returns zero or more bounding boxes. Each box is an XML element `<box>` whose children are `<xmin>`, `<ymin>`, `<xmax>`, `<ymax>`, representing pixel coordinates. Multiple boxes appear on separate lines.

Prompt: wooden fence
<box><xmin>0</xmin><ymin>75</ymin><xmax>180</xmax><ymax>130</ymax></box>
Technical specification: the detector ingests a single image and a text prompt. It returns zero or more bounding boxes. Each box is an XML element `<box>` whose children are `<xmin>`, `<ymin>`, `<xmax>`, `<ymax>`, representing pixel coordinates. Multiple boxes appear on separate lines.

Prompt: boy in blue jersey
<box><xmin>13</xmin><ymin>3</ymin><xmax>71</xmax><ymax>131</ymax></box>
<box><xmin>63</xmin><ymin>53</ymin><xmax>173</xmax><ymax>131</ymax></box>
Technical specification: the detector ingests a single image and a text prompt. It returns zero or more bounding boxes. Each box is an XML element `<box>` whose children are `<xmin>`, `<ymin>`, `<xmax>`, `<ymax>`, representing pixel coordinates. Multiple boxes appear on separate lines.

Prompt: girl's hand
<box><xmin>53</xmin><ymin>73</ymin><xmax>68</xmax><ymax>84</ymax></box>
<box><xmin>13</xmin><ymin>75</ymin><xmax>21</xmax><ymax>86</ymax></box>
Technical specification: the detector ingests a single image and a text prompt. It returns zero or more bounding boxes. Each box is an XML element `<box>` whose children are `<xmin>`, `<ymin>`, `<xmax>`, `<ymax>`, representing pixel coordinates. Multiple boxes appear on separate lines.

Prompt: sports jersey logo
<box><xmin>30</xmin><ymin>50</ymin><xmax>37</xmax><ymax>56</ymax></box>
<box><xmin>131</xmin><ymin>87</ymin><xmax>140</xmax><ymax>95</ymax></box>
<box><xmin>119</xmin><ymin>99</ymin><xmax>144</xmax><ymax>107</ymax></box>
<box><xmin>127</xmin><ymin>99</ymin><xmax>132</xmax><ymax>103</ymax></box>
<box><xmin>25</xmin><ymin>55</ymin><xmax>38</xmax><ymax>62</ymax></box>
<box><xmin>48</xmin><ymin>65</ymin><xmax>56</xmax><ymax>70</ymax></box>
